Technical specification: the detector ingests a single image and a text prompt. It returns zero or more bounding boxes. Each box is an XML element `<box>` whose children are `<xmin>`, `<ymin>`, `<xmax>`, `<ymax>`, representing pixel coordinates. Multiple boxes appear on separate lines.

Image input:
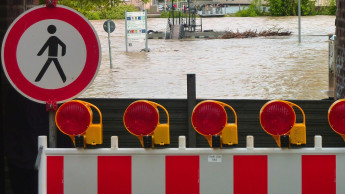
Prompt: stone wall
<box><xmin>336</xmin><ymin>0</ymin><xmax>345</xmax><ymax>99</ymax></box>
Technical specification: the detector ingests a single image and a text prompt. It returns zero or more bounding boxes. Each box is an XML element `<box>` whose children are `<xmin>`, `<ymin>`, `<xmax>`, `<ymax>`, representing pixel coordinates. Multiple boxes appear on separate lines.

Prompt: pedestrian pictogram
<box><xmin>36</xmin><ymin>25</ymin><xmax>67</xmax><ymax>83</ymax></box>
<box><xmin>1</xmin><ymin>5</ymin><xmax>101</xmax><ymax>104</ymax></box>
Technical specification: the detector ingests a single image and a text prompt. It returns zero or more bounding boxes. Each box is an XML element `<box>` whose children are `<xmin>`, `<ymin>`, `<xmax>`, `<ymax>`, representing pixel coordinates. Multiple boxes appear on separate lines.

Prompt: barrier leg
<box><xmin>38</xmin><ymin>136</ymin><xmax>47</xmax><ymax>194</ymax></box>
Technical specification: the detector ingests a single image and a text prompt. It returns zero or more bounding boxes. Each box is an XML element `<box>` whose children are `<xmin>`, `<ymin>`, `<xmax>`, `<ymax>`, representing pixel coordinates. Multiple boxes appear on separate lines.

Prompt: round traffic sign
<box><xmin>103</xmin><ymin>20</ymin><xmax>116</xmax><ymax>33</ymax></box>
<box><xmin>1</xmin><ymin>5</ymin><xmax>101</xmax><ymax>104</ymax></box>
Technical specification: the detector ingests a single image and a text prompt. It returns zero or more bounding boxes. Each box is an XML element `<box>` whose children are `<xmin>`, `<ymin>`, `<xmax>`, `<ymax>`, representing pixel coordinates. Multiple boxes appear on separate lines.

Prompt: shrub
<box><xmin>84</xmin><ymin>11</ymin><xmax>102</xmax><ymax>20</ymax></box>
<box><xmin>105</xmin><ymin>4</ymin><xmax>138</xmax><ymax>19</ymax></box>
<box><xmin>268</xmin><ymin>0</ymin><xmax>316</xmax><ymax>16</ymax></box>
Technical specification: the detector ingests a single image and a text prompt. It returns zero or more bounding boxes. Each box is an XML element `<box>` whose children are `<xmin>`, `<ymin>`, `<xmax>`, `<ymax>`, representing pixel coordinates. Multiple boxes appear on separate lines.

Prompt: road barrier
<box><xmin>38</xmin><ymin>135</ymin><xmax>345</xmax><ymax>194</ymax></box>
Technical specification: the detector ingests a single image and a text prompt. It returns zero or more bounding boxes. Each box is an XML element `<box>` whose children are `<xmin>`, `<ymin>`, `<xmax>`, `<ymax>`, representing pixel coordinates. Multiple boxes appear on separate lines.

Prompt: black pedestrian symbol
<box><xmin>35</xmin><ymin>25</ymin><xmax>67</xmax><ymax>83</ymax></box>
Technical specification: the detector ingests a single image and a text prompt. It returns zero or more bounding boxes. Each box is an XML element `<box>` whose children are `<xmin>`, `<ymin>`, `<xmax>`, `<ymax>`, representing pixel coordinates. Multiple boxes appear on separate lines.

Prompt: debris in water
<box><xmin>220</xmin><ymin>28</ymin><xmax>292</xmax><ymax>39</ymax></box>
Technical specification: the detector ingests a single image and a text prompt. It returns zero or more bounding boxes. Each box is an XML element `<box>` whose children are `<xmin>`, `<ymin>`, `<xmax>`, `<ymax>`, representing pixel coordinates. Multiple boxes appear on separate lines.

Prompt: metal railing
<box><xmin>167</xmin><ymin>10</ymin><xmax>202</xmax><ymax>34</ymax></box>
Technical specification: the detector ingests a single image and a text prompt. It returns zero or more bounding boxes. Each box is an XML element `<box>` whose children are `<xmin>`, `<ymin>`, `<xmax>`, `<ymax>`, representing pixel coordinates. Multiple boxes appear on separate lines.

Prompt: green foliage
<box><xmin>268</xmin><ymin>0</ymin><xmax>316</xmax><ymax>16</ymax></box>
<box><xmin>300</xmin><ymin>0</ymin><xmax>316</xmax><ymax>15</ymax></box>
<box><xmin>49</xmin><ymin>0</ymin><xmax>139</xmax><ymax>19</ymax></box>
<box><xmin>235</xmin><ymin>4</ymin><xmax>261</xmax><ymax>17</ymax></box>
<box><xmin>329</xmin><ymin>0</ymin><xmax>337</xmax><ymax>15</ymax></box>
<box><xmin>105</xmin><ymin>4</ymin><xmax>138</xmax><ymax>19</ymax></box>
<box><xmin>84</xmin><ymin>11</ymin><xmax>102</xmax><ymax>20</ymax></box>
<box><xmin>234</xmin><ymin>0</ymin><xmax>269</xmax><ymax>17</ymax></box>
<box><xmin>141</xmin><ymin>0</ymin><xmax>151</xmax><ymax>4</ymax></box>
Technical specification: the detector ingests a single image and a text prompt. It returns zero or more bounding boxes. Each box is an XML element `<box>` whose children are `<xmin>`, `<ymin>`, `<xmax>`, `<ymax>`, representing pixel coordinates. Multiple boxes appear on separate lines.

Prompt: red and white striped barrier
<box><xmin>38</xmin><ymin>136</ymin><xmax>345</xmax><ymax>194</ymax></box>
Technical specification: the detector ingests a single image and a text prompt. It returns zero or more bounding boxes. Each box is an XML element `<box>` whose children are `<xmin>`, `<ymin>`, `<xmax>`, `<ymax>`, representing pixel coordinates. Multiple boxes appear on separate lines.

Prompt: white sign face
<box><xmin>17</xmin><ymin>19</ymin><xmax>86</xmax><ymax>89</ymax></box>
<box><xmin>1</xmin><ymin>5</ymin><xmax>101</xmax><ymax>104</ymax></box>
<box><xmin>126</xmin><ymin>12</ymin><xmax>146</xmax><ymax>43</ymax></box>
<box><xmin>208</xmin><ymin>155</ymin><xmax>222</xmax><ymax>162</ymax></box>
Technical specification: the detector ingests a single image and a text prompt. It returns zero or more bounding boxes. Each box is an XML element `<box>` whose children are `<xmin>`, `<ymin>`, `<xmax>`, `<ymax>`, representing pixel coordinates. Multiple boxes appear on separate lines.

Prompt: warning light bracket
<box><xmin>191</xmin><ymin>100</ymin><xmax>238</xmax><ymax>148</ymax></box>
<box><xmin>123</xmin><ymin>100</ymin><xmax>170</xmax><ymax>148</ymax></box>
<box><xmin>46</xmin><ymin>100</ymin><xmax>57</xmax><ymax>111</ymax></box>
<box><xmin>46</xmin><ymin>0</ymin><xmax>57</xmax><ymax>8</ymax></box>
<box><xmin>260</xmin><ymin>100</ymin><xmax>306</xmax><ymax>148</ymax></box>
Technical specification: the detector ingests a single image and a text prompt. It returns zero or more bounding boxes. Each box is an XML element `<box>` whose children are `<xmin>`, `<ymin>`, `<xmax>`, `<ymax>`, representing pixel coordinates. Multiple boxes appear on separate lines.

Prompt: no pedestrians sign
<box><xmin>1</xmin><ymin>5</ymin><xmax>101</xmax><ymax>104</ymax></box>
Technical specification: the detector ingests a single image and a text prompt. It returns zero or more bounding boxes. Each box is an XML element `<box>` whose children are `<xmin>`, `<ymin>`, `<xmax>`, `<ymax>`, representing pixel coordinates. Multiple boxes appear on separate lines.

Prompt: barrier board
<box><xmin>38</xmin><ymin>136</ymin><xmax>345</xmax><ymax>194</ymax></box>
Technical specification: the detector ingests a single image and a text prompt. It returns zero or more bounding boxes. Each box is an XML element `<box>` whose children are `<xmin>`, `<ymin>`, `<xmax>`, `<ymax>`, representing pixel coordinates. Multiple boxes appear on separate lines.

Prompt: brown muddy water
<box><xmin>80</xmin><ymin>16</ymin><xmax>336</xmax><ymax>100</ymax></box>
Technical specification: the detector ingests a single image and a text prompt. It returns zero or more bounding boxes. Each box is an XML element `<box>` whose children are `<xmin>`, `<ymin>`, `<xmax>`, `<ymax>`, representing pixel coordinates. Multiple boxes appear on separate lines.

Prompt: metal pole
<box><xmin>187</xmin><ymin>74</ymin><xmax>196</xmax><ymax>147</ymax></box>
<box><xmin>172</xmin><ymin>0</ymin><xmax>174</xmax><ymax>25</ymax></box>
<box><xmin>23</xmin><ymin>0</ymin><xmax>26</xmax><ymax>11</ymax></box>
<box><xmin>107</xmin><ymin>20</ymin><xmax>113</xmax><ymax>69</ymax></box>
<box><xmin>125</xmin><ymin>11</ymin><xmax>128</xmax><ymax>52</ymax></box>
<box><xmin>333</xmin><ymin>35</ymin><xmax>338</xmax><ymax>99</ymax></box>
<box><xmin>298</xmin><ymin>0</ymin><xmax>301</xmax><ymax>43</ymax></box>
<box><xmin>145</xmin><ymin>10</ymin><xmax>148</xmax><ymax>52</ymax></box>
<box><xmin>48</xmin><ymin>111</ymin><xmax>57</xmax><ymax>148</ymax></box>
<box><xmin>201</xmin><ymin>17</ymin><xmax>202</xmax><ymax>32</ymax></box>
<box><xmin>188</xmin><ymin>0</ymin><xmax>190</xmax><ymax>27</ymax></box>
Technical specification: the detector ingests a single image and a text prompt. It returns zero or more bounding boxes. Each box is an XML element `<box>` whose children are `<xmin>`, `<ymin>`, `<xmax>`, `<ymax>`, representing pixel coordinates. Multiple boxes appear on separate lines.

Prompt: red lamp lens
<box><xmin>329</xmin><ymin>100</ymin><xmax>345</xmax><ymax>134</ymax></box>
<box><xmin>124</xmin><ymin>101</ymin><xmax>159</xmax><ymax>135</ymax></box>
<box><xmin>192</xmin><ymin>101</ymin><xmax>227</xmax><ymax>136</ymax></box>
<box><xmin>56</xmin><ymin>101</ymin><xmax>91</xmax><ymax>135</ymax></box>
<box><xmin>260</xmin><ymin>101</ymin><xmax>295</xmax><ymax>135</ymax></box>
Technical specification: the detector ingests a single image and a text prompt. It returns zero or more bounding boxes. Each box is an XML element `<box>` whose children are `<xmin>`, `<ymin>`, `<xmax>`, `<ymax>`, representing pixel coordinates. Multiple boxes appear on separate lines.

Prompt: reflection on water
<box><xmin>80</xmin><ymin>16</ymin><xmax>335</xmax><ymax>100</ymax></box>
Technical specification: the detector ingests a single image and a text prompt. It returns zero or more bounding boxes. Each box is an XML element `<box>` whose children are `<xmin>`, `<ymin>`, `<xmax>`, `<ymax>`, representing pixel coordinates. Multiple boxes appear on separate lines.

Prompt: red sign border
<box><xmin>1</xmin><ymin>5</ymin><xmax>101</xmax><ymax>104</ymax></box>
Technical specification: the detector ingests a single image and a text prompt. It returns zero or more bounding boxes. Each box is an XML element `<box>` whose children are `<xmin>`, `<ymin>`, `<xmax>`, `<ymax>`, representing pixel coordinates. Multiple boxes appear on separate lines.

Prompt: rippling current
<box><xmin>80</xmin><ymin>16</ymin><xmax>336</xmax><ymax>100</ymax></box>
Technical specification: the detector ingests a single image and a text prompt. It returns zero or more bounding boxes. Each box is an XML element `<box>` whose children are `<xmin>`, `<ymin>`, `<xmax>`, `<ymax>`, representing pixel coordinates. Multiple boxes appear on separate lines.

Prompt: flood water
<box><xmin>80</xmin><ymin>16</ymin><xmax>336</xmax><ymax>100</ymax></box>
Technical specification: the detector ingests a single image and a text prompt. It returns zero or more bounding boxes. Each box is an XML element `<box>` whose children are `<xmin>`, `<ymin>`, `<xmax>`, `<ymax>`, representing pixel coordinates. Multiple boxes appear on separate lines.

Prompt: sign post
<box><xmin>103</xmin><ymin>20</ymin><xmax>115</xmax><ymax>69</ymax></box>
<box><xmin>298</xmin><ymin>0</ymin><xmax>301</xmax><ymax>43</ymax></box>
<box><xmin>125</xmin><ymin>11</ymin><xmax>148</xmax><ymax>52</ymax></box>
<box><xmin>1</xmin><ymin>4</ymin><xmax>101</xmax><ymax>147</ymax></box>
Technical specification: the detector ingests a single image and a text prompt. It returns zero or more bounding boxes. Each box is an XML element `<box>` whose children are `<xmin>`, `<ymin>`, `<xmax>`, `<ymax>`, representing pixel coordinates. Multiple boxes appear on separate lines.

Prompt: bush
<box><xmin>105</xmin><ymin>4</ymin><xmax>138</xmax><ymax>19</ymax></box>
<box><xmin>234</xmin><ymin>0</ymin><xmax>269</xmax><ymax>17</ymax></box>
<box><xmin>54</xmin><ymin>0</ymin><xmax>139</xmax><ymax>20</ymax></box>
<box><xmin>235</xmin><ymin>4</ymin><xmax>260</xmax><ymax>17</ymax></box>
<box><xmin>268</xmin><ymin>0</ymin><xmax>316</xmax><ymax>16</ymax></box>
<box><xmin>84</xmin><ymin>11</ymin><xmax>102</xmax><ymax>20</ymax></box>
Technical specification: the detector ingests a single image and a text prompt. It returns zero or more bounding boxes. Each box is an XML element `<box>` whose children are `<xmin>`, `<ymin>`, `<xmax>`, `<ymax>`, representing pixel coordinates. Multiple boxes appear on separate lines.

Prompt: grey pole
<box><xmin>125</xmin><ymin>11</ymin><xmax>128</xmax><ymax>52</ymax></box>
<box><xmin>48</xmin><ymin>111</ymin><xmax>57</xmax><ymax>148</ymax></box>
<box><xmin>298</xmin><ymin>0</ymin><xmax>301</xmax><ymax>43</ymax></box>
<box><xmin>187</xmin><ymin>74</ymin><xmax>196</xmax><ymax>147</ymax></box>
<box><xmin>145</xmin><ymin>10</ymin><xmax>148</xmax><ymax>52</ymax></box>
<box><xmin>107</xmin><ymin>20</ymin><xmax>113</xmax><ymax>69</ymax></box>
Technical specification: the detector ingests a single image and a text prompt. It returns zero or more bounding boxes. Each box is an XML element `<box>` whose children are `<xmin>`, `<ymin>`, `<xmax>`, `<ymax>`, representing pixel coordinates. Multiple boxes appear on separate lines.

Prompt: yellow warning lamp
<box><xmin>191</xmin><ymin>100</ymin><xmax>238</xmax><ymax>148</ymax></box>
<box><xmin>328</xmin><ymin>99</ymin><xmax>345</xmax><ymax>141</ymax></box>
<box><xmin>55</xmin><ymin>100</ymin><xmax>103</xmax><ymax>148</ymax></box>
<box><xmin>260</xmin><ymin>100</ymin><xmax>306</xmax><ymax>148</ymax></box>
<box><xmin>123</xmin><ymin>100</ymin><xmax>170</xmax><ymax>148</ymax></box>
